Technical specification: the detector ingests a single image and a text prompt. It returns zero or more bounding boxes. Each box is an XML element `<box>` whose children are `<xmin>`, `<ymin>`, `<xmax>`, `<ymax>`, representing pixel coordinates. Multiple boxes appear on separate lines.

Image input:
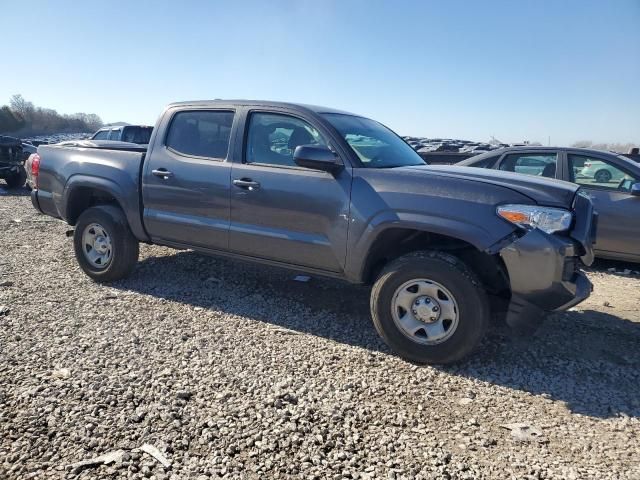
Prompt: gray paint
<box><xmin>34</xmin><ymin>144</ymin><xmax>148</xmax><ymax>240</ymax></box>
<box><xmin>460</xmin><ymin>146</ymin><xmax>640</xmax><ymax>262</ymax></box>
<box><xmin>32</xmin><ymin>100</ymin><xmax>596</xmax><ymax>329</ymax></box>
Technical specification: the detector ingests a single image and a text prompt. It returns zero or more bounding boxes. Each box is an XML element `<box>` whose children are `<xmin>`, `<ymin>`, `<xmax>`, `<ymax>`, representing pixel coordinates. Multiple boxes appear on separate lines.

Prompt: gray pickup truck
<box><xmin>31</xmin><ymin>100</ymin><xmax>596</xmax><ymax>364</ymax></box>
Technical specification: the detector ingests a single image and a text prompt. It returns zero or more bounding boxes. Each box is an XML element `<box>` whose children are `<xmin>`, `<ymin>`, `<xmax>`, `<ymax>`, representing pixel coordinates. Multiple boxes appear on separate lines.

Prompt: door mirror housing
<box><xmin>293</xmin><ymin>145</ymin><xmax>342</xmax><ymax>173</ymax></box>
<box><xmin>631</xmin><ymin>183</ymin><xmax>640</xmax><ymax>196</ymax></box>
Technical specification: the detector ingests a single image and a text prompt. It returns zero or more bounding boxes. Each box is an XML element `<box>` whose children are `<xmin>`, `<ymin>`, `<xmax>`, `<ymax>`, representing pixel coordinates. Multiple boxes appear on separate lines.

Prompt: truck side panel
<box><xmin>34</xmin><ymin>145</ymin><xmax>148</xmax><ymax>241</ymax></box>
<box><xmin>344</xmin><ymin>168</ymin><xmax>532</xmax><ymax>282</ymax></box>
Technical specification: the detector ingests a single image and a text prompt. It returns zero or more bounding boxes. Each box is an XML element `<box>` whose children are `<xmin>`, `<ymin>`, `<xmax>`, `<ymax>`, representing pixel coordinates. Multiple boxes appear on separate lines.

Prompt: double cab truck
<box><xmin>30</xmin><ymin>100</ymin><xmax>596</xmax><ymax>364</ymax></box>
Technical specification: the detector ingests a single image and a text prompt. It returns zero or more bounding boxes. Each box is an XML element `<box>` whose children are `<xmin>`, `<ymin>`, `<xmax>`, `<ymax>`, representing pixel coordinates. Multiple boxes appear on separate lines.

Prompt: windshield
<box><xmin>322</xmin><ymin>113</ymin><xmax>425</xmax><ymax>168</ymax></box>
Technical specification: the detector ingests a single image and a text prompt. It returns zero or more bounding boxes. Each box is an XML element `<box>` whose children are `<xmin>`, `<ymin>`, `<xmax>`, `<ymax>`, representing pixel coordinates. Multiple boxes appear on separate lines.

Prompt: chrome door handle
<box><xmin>233</xmin><ymin>178</ymin><xmax>260</xmax><ymax>190</ymax></box>
<box><xmin>152</xmin><ymin>168</ymin><xmax>173</xmax><ymax>179</ymax></box>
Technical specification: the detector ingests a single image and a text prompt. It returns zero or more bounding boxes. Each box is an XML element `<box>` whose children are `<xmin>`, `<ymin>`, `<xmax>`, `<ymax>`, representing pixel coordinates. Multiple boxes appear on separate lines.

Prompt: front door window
<box><xmin>245</xmin><ymin>113</ymin><xmax>327</xmax><ymax>168</ymax></box>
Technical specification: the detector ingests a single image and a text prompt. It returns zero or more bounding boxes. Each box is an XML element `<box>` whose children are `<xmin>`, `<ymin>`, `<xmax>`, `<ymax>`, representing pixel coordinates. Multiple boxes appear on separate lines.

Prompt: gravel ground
<box><xmin>1</xmin><ymin>188</ymin><xmax>639</xmax><ymax>480</ymax></box>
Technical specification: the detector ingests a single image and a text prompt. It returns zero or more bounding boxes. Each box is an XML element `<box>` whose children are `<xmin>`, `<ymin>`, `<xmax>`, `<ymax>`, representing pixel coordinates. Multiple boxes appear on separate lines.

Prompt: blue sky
<box><xmin>2</xmin><ymin>0</ymin><xmax>639</xmax><ymax>145</ymax></box>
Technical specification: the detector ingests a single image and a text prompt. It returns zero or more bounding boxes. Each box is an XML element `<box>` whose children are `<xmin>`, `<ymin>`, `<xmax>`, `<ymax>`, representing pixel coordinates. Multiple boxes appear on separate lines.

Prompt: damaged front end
<box><xmin>495</xmin><ymin>190</ymin><xmax>597</xmax><ymax>332</ymax></box>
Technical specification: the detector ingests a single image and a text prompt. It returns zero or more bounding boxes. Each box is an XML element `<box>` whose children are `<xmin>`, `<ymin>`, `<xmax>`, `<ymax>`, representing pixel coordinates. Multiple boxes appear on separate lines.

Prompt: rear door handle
<box><xmin>152</xmin><ymin>168</ymin><xmax>173</xmax><ymax>179</ymax></box>
<box><xmin>233</xmin><ymin>178</ymin><xmax>260</xmax><ymax>190</ymax></box>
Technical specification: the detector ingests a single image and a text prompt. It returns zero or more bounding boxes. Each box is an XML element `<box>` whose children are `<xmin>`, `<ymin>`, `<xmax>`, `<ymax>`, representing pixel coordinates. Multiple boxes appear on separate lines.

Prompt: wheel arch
<box><xmin>359</xmin><ymin>226</ymin><xmax>511</xmax><ymax>301</ymax></box>
<box><xmin>62</xmin><ymin>175</ymin><xmax>148</xmax><ymax>241</ymax></box>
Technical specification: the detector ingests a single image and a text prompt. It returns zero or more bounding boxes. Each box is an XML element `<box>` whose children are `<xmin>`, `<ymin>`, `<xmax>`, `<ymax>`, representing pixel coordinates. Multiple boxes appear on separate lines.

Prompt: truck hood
<box><xmin>399</xmin><ymin>165</ymin><xmax>579</xmax><ymax>208</ymax></box>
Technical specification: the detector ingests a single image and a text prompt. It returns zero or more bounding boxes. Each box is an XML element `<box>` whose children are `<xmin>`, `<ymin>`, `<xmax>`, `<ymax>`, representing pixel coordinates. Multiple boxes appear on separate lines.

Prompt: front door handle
<box><xmin>152</xmin><ymin>168</ymin><xmax>173</xmax><ymax>179</ymax></box>
<box><xmin>233</xmin><ymin>178</ymin><xmax>260</xmax><ymax>190</ymax></box>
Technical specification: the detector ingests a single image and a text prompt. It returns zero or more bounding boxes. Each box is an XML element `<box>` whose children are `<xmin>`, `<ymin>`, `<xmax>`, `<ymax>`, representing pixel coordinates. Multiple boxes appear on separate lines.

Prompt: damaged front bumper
<box><xmin>499</xmin><ymin>191</ymin><xmax>596</xmax><ymax>331</ymax></box>
<box><xmin>500</xmin><ymin>230</ymin><xmax>592</xmax><ymax>331</ymax></box>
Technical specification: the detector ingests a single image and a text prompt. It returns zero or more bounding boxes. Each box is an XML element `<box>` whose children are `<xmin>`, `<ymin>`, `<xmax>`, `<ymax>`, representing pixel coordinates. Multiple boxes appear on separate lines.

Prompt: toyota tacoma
<box><xmin>30</xmin><ymin>100</ymin><xmax>596</xmax><ymax>364</ymax></box>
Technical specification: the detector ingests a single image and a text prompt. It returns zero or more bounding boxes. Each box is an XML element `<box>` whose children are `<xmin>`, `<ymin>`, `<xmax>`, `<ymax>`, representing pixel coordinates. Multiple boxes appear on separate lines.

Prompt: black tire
<box><xmin>5</xmin><ymin>167</ymin><xmax>27</xmax><ymax>188</ymax></box>
<box><xmin>594</xmin><ymin>169</ymin><xmax>612</xmax><ymax>183</ymax></box>
<box><xmin>73</xmin><ymin>205</ymin><xmax>139</xmax><ymax>282</ymax></box>
<box><xmin>370</xmin><ymin>251</ymin><xmax>489</xmax><ymax>364</ymax></box>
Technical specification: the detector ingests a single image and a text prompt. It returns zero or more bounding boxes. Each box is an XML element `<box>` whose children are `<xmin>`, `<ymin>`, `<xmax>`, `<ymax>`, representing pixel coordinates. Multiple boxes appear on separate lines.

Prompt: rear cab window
<box><xmin>165</xmin><ymin>110</ymin><xmax>235</xmax><ymax>160</ymax></box>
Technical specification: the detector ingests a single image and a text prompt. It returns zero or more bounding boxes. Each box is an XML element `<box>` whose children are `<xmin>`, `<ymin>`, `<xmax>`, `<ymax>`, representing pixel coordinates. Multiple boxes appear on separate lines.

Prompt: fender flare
<box><xmin>349</xmin><ymin>210</ymin><xmax>500</xmax><ymax>282</ymax></box>
<box><xmin>62</xmin><ymin>175</ymin><xmax>128</xmax><ymax>220</ymax></box>
<box><xmin>62</xmin><ymin>174</ymin><xmax>148</xmax><ymax>241</ymax></box>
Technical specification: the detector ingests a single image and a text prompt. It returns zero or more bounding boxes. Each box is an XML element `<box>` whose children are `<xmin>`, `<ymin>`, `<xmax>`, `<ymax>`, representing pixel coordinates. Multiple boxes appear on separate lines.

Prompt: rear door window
<box><xmin>499</xmin><ymin>153</ymin><xmax>558</xmax><ymax>178</ymax></box>
<box><xmin>166</xmin><ymin>110</ymin><xmax>235</xmax><ymax>160</ymax></box>
<box><xmin>108</xmin><ymin>129</ymin><xmax>121</xmax><ymax>141</ymax></box>
<box><xmin>568</xmin><ymin>154</ymin><xmax>638</xmax><ymax>191</ymax></box>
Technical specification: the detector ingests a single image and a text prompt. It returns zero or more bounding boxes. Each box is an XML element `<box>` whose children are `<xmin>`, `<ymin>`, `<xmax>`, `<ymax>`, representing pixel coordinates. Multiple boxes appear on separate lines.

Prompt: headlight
<box><xmin>497</xmin><ymin>204</ymin><xmax>573</xmax><ymax>234</ymax></box>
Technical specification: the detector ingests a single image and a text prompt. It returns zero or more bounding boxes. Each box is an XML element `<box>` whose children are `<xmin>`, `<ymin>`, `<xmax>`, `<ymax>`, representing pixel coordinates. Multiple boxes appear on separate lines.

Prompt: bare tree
<box><xmin>9</xmin><ymin>94</ymin><xmax>34</xmax><ymax>122</ymax></box>
<box><xmin>2</xmin><ymin>95</ymin><xmax>104</xmax><ymax>136</ymax></box>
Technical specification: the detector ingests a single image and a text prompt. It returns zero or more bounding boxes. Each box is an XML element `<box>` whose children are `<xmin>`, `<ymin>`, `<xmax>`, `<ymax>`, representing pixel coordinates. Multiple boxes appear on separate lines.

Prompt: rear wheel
<box><xmin>370</xmin><ymin>251</ymin><xmax>489</xmax><ymax>364</ymax></box>
<box><xmin>5</xmin><ymin>167</ymin><xmax>27</xmax><ymax>188</ymax></box>
<box><xmin>594</xmin><ymin>169</ymin><xmax>612</xmax><ymax>183</ymax></box>
<box><xmin>73</xmin><ymin>205</ymin><xmax>139</xmax><ymax>282</ymax></box>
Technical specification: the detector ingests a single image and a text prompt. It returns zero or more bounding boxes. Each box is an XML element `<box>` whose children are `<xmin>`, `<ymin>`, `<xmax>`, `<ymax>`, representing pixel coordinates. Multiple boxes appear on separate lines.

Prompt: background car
<box><xmin>580</xmin><ymin>159</ymin><xmax>625</xmax><ymax>183</ymax></box>
<box><xmin>458</xmin><ymin>146</ymin><xmax>640</xmax><ymax>263</ymax></box>
<box><xmin>91</xmin><ymin>125</ymin><xmax>153</xmax><ymax>144</ymax></box>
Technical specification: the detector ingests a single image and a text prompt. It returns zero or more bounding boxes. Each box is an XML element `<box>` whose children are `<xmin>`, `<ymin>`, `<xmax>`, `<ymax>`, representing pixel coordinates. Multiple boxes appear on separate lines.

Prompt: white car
<box><xmin>580</xmin><ymin>160</ymin><xmax>626</xmax><ymax>183</ymax></box>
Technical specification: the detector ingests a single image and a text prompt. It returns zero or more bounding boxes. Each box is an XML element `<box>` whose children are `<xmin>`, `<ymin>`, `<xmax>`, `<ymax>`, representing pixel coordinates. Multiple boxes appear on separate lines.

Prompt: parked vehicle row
<box><xmin>30</xmin><ymin>100</ymin><xmax>596</xmax><ymax>364</ymax></box>
<box><xmin>459</xmin><ymin>147</ymin><xmax>640</xmax><ymax>262</ymax></box>
<box><xmin>403</xmin><ymin>136</ymin><xmax>505</xmax><ymax>155</ymax></box>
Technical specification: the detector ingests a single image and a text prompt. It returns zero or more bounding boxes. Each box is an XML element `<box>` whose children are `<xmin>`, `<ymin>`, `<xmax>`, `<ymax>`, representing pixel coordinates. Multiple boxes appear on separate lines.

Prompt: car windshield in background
<box><xmin>122</xmin><ymin>126</ymin><xmax>153</xmax><ymax>144</ymax></box>
<box><xmin>322</xmin><ymin>113</ymin><xmax>425</xmax><ymax>168</ymax></box>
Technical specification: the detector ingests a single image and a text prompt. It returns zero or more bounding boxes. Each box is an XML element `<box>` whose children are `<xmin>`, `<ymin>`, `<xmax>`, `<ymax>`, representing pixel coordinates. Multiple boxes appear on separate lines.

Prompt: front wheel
<box><xmin>370</xmin><ymin>251</ymin><xmax>489</xmax><ymax>364</ymax></box>
<box><xmin>73</xmin><ymin>205</ymin><xmax>139</xmax><ymax>282</ymax></box>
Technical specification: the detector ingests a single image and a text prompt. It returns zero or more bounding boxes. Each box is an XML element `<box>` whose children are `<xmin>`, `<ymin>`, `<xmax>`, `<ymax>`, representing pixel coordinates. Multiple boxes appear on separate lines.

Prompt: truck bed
<box><xmin>34</xmin><ymin>142</ymin><xmax>148</xmax><ymax>240</ymax></box>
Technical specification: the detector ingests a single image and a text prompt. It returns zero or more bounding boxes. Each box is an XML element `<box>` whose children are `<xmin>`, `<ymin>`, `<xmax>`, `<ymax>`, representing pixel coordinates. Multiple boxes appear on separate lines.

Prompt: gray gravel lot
<box><xmin>1</xmin><ymin>188</ymin><xmax>639</xmax><ymax>479</ymax></box>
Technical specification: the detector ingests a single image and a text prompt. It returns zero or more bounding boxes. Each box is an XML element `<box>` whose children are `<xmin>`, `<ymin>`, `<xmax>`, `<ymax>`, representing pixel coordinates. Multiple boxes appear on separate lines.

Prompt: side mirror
<box><xmin>293</xmin><ymin>145</ymin><xmax>342</xmax><ymax>173</ymax></box>
<box><xmin>631</xmin><ymin>183</ymin><xmax>640</xmax><ymax>196</ymax></box>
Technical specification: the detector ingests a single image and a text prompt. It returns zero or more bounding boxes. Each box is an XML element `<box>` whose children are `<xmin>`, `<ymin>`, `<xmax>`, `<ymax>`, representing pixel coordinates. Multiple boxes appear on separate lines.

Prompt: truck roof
<box><xmin>166</xmin><ymin>99</ymin><xmax>358</xmax><ymax>116</ymax></box>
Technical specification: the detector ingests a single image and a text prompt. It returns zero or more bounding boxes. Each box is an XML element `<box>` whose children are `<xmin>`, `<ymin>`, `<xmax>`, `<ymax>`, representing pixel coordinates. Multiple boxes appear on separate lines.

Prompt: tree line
<box><xmin>0</xmin><ymin>94</ymin><xmax>103</xmax><ymax>137</ymax></box>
